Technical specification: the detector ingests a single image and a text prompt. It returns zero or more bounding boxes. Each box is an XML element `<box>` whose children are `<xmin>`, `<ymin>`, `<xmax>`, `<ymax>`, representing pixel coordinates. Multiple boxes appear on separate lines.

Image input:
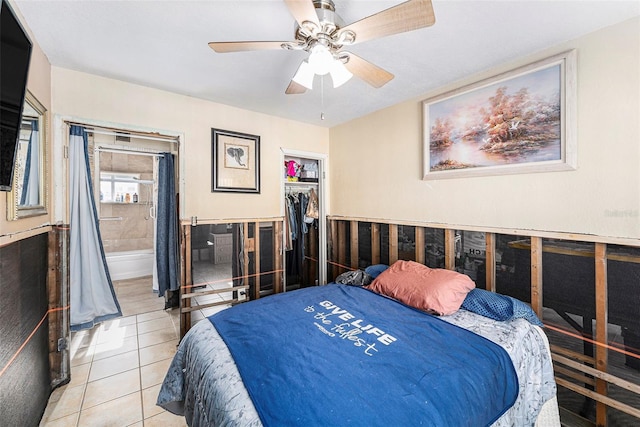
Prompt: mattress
<box><xmin>158</xmin><ymin>287</ymin><xmax>559</xmax><ymax>426</ymax></box>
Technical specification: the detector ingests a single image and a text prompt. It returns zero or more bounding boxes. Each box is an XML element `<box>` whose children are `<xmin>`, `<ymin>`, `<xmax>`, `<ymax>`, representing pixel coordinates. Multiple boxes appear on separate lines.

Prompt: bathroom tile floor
<box><xmin>113</xmin><ymin>276</ymin><xmax>166</xmax><ymax>318</ymax></box>
<box><xmin>40</xmin><ymin>264</ymin><xmax>234</xmax><ymax>427</ymax></box>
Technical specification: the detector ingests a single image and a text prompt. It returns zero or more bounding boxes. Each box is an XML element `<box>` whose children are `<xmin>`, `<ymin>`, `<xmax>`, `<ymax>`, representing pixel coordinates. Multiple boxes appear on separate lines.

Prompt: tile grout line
<box><xmin>135</xmin><ymin>316</ymin><xmax>146</xmax><ymax>426</ymax></box>
<box><xmin>74</xmin><ymin>374</ymin><xmax>89</xmax><ymax>426</ymax></box>
<box><xmin>72</xmin><ymin>325</ymin><xmax>99</xmax><ymax>427</ymax></box>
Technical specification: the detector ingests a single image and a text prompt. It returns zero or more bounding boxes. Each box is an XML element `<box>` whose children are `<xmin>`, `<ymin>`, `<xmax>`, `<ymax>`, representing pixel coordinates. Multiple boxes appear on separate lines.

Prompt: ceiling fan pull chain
<box><xmin>320</xmin><ymin>76</ymin><xmax>325</xmax><ymax>121</ymax></box>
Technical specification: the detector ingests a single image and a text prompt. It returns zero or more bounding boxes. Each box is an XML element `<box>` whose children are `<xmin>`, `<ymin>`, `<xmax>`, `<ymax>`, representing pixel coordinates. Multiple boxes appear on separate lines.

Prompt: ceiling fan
<box><xmin>208</xmin><ymin>0</ymin><xmax>435</xmax><ymax>94</ymax></box>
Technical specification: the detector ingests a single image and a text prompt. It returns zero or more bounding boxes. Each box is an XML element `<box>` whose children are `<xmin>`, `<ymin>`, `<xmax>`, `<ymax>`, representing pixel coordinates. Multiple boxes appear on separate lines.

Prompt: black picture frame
<box><xmin>212</xmin><ymin>128</ymin><xmax>260</xmax><ymax>193</ymax></box>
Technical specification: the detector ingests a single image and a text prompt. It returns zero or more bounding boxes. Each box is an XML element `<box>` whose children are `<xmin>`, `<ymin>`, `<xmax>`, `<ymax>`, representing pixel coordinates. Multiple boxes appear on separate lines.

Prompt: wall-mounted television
<box><xmin>1</xmin><ymin>0</ymin><xmax>32</xmax><ymax>191</ymax></box>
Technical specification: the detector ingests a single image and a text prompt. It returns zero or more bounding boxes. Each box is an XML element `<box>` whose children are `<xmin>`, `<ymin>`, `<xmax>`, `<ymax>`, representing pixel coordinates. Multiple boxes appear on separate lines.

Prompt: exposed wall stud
<box><xmin>444</xmin><ymin>229</ymin><xmax>456</xmax><ymax>270</ymax></box>
<box><xmin>350</xmin><ymin>221</ymin><xmax>359</xmax><ymax>269</ymax></box>
<box><xmin>371</xmin><ymin>223</ymin><xmax>381</xmax><ymax>265</ymax></box>
<box><xmin>595</xmin><ymin>242</ymin><xmax>609</xmax><ymax>426</ymax></box>
<box><xmin>530</xmin><ymin>237</ymin><xmax>543</xmax><ymax>317</ymax></box>
<box><xmin>389</xmin><ymin>224</ymin><xmax>399</xmax><ymax>264</ymax></box>
<box><xmin>485</xmin><ymin>233</ymin><xmax>496</xmax><ymax>292</ymax></box>
<box><xmin>415</xmin><ymin>227</ymin><xmax>425</xmax><ymax>264</ymax></box>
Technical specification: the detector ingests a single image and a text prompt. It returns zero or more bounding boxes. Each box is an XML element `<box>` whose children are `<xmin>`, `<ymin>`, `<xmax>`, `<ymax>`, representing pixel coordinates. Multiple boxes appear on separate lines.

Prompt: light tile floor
<box><xmin>40</xmin><ymin>263</ymin><xmax>234</xmax><ymax>427</ymax></box>
<box><xmin>39</xmin><ymin>309</ymin><xmax>186</xmax><ymax>427</ymax></box>
<box><xmin>40</xmin><ymin>277</ymin><xmax>187</xmax><ymax>427</ymax></box>
<box><xmin>40</xmin><ymin>261</ymin><xmax>231</xmax><ymax>427</ymax></box>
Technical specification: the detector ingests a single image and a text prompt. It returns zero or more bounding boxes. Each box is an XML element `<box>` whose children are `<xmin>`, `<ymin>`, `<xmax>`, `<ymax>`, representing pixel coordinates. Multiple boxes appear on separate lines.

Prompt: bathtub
<box><xmin>105</xmin><ymin>249</ymin><xmax>154</xmax><ymax>281</ymax></box>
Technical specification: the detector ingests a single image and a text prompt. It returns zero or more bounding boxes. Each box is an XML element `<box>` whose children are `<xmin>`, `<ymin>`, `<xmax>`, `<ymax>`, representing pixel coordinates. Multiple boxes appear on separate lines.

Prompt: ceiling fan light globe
<box><xmin>292</xmin><ymin>61</ymin><xmax>315</xmax><ymax>90</ymax></box>
<box><xmin>308</xmin><ymin>45</ymin><xmax>334</xmax><ymax>75</ymax></box>
<box><xmin>329</xmin><ymin>60</ymin><xmax>353</xmax><ymax>88</ymax></box>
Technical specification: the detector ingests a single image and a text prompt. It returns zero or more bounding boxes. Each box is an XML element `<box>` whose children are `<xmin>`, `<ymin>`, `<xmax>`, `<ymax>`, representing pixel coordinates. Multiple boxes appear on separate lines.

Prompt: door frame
<box><xmin>280</xmin><ymin>148</ymin><xmax>328</xmax><ymax>288</ymax></box>
<box><xmin>52</xmin><ymin>115</ymin><xmax>184</xmax><ymax>224</ymax></box>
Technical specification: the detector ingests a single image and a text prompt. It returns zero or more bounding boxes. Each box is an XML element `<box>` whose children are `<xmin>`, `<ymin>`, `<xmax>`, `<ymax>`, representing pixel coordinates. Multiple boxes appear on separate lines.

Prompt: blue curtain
<box><xmin>20</xmin><ymin>120</ymin><xmax>39</xmax><ymax>206</ymax></box>
<box><xmin>69</xmin><ymin>125</ymin><xmax>121</xmax><ymax>331</ymax></box>
<box><xmin>156</xmin><ymin>152</ymin><xmax>180</xmax><ymax>298</ymax></box>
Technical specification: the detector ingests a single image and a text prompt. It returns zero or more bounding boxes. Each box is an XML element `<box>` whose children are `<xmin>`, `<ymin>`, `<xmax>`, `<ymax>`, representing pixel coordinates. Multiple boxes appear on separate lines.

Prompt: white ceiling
<box><xmin>13</xmin><ymin>0</ymin><xmax>640</xmax><ymax>128</ymax></box>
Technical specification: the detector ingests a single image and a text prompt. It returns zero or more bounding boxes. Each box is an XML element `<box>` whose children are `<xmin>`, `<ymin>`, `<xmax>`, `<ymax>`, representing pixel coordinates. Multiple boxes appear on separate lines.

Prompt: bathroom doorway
<box><xmin>90</xmin><ymin>129</ymin><xmax>179</xmax><ymax>316</ymax></box>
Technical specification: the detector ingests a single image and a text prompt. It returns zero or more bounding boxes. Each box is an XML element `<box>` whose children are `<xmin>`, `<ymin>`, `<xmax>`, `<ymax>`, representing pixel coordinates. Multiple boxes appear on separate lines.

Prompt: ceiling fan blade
<box><xmin>284</xmin><ymin>0</ymin><xmax>320</xmax><ymax>30</ymax></box>
<box><xmin>338</xmin><ymin>0</ymin><xmax>435</xmax><ymax>45</ymax></box>
<box><xmin>285</xmin><ymin>80</ymin><xmax>307</xmax><ymax>95</ymax></box>
<box><xmin>343</xmin><ymin>53</ymin><xmax>394</xmax><ymax>88</ymax></box>
<box><xmin>208</xmin><ymin>41</ymin><xmax>288</xmax><ymax>53</ymax></box>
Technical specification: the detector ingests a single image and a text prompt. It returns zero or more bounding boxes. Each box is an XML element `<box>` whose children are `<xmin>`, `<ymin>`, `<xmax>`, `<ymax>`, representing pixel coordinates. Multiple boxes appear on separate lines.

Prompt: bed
<box><xmin>158</xmin><ymin>261</ymin><xmax>560</xmax><ymax>426</ymax></box>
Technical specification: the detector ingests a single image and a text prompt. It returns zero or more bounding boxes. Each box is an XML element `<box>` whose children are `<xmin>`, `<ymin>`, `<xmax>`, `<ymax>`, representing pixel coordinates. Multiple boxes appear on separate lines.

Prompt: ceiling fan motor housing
<box><xmin>313</xmin><ymin>0</ymin><xmax>339</xmax><ymax>28</ymax></box>
<box><xmin>296</xmin><ymin>0</ymin><xmax>346</xmax><ymax>50</ymax></box>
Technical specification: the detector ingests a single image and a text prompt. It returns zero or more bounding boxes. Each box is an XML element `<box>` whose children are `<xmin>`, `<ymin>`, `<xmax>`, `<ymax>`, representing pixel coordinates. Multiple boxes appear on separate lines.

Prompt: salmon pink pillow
<box><xmin>367</xmin><ymin>260</ymin><xmax>475</xmax><ymax>315</ymax></box>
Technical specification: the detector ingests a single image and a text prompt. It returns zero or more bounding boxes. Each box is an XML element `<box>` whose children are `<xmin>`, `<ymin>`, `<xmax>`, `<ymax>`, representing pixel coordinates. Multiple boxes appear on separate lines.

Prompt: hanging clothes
<box><xmin>285</xmin><ymin>190</ymin><xmax>316</xmax><ymax>282</ymax></box>
<box><xmin>284</xmin><ymin>195</ymin><xmax>293</xmax><ymax>251</ymax></box>
<box><xmin>289</xmin><ymin>193</ymin><xmax>299</xmax><ymax>240</ymax></box>
<box><xmin>305</xmin><ymin>188</ymin><xmax>319</xmax><ymax>221</ymax></box>
<box><xmin>298</xmin><ymin>191</ymin><xmax>309</xmax><ymax>257</ymax></box>
<box><xmin>298</xmin><ymin>192</ymin><xmax>307</xmax><ymax>235</ymax></box>
<box><xmin>69</xmin><ymin>125</ymin><xmax>121</xmax><ymax>331</ymax></box>
<box><xmin>286</xmin><ymin>193</ymin><xmax>302</xmax><ymax>278</ymax></box>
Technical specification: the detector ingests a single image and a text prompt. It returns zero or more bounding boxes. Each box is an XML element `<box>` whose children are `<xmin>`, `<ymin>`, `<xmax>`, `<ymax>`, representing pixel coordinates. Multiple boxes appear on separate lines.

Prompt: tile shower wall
<box><xmin>99</xmin><ymin>152</ymin><xmax>154</xmax><ymax>253</ymax></box>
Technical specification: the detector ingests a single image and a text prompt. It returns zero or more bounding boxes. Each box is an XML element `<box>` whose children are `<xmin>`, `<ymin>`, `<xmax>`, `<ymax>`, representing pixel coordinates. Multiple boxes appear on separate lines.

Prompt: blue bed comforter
<box><xmin>208</xmin><ymin>284</ymin><xmax>518</xmax><ymax>426</ymax></box>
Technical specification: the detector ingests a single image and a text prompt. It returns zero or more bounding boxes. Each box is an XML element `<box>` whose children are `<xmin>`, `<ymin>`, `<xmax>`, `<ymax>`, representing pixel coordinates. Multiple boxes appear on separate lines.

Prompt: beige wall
<box><xmin>51</xmin><ymin>68</ymin><xmax>330</xmax><ymax>221</ymax></box>
<box><xmin>4</xmin><ymin>10</ymin><xmax>637</xmax><ymax>243</ymax></box>
<box><xmin>0</xmin><ymin>1</ymin><xmax>52</xmax><ymax>239</ymax></box>
<box><xmin>329</xmin><ymin>17</ymin><xmax>640</xmax><ymax>241</ymax></box>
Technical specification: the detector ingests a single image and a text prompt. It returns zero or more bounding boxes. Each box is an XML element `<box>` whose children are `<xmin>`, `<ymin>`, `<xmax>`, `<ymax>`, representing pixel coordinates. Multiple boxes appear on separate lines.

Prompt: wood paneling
<box><xmin>0</xmin><ymin>232</ymin><xmax>51</xmax><ymax>427</ymax></box>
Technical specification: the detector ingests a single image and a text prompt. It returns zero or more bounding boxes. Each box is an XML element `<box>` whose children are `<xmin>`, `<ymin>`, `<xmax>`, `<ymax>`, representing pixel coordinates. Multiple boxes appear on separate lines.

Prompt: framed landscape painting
<box><xmin>212</xmin><ymin>128</ymin><xmax>260</xmax><ymax>193</ymax></box>
<box><xmin>423</xmin><ymin>50</ymin><xmax>576</xmax><ymax>180</ymax></box>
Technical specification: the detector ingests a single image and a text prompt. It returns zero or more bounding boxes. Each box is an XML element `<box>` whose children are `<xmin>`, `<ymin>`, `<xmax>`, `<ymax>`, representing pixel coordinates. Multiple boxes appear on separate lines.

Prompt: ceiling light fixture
<box><xmin>292</xmin><ymin>44</ymin><xmax>353</xmax><ymax>90</ymax></box>
<box><xmin>328</xmin><ymin>58</ymin><xmax>352</xmax><ymax>88</ymax></box>
<box><xmin>308</xmin><ymin>44</ymin><xmax>334</xmax><ymax>75</ymax></box>
<box><xmin>292</xmin><ymin>61</ymin><xmax>315</xmax><ymax>89</ymax></box>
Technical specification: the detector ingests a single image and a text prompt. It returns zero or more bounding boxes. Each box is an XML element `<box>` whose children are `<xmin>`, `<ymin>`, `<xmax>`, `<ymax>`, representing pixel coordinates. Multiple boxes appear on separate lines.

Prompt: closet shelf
<box><xmin>100</xmin><ymin>201</ymin><xmax>146</xmax><ymax>205</ymax></box>
<box><xmin>284</xmin><ymin>180</ymin><xmax>318</xmax><ymax>186</ymax></box>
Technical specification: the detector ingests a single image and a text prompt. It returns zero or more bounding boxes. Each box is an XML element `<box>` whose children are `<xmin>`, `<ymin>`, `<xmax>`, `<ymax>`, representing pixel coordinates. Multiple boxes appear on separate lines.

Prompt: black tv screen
<box><xmin>0</xmin><ymin>0</ymin><xmax>32</xmax><ymax>191</ymax></box>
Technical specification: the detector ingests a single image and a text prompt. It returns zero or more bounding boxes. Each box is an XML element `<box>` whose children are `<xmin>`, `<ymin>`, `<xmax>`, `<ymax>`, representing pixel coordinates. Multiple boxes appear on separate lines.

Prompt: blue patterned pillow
<box><xmin>461</xmin><ymin>288</ymin><xmax>543</xmax><ymax>326</ymax></box>
<box><xmin>365</xmin><ymin>264</ymin><xmax>388</xmax><ymax>279</ymax></box>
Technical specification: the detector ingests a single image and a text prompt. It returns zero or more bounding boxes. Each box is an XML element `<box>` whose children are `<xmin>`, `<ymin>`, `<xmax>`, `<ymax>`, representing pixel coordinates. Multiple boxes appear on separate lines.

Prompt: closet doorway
<box><xmin>282</xmin><ymin>149</ymin><xmax>327</xmax><ymax>289</ymax></box>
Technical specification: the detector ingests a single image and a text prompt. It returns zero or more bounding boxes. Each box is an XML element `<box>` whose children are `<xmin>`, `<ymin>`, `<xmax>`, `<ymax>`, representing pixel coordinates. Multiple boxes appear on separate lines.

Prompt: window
<box><xmin>100</xmin><ymin>172</ymin><xmax>140</xmax><ymax>203</ymax></box>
